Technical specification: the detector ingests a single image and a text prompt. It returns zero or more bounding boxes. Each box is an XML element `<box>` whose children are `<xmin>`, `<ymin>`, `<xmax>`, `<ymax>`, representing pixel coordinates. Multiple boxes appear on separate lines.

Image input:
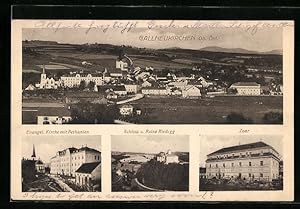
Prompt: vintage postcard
<box><xmin>11</xmin><ymin>20</ymin><xmax>294</xmax><ymax>201</ymax></box>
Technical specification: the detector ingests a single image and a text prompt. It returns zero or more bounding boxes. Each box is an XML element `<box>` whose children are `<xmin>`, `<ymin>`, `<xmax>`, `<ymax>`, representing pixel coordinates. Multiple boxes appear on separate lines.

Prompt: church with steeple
<box><xmin>35</xmin><ymin>65</ymin><xmax>61</xmax><ymax>89</ymax></box>
<box><xmin>29</xmin><ymin>144</ymin><xmax>46</xmax><ymax>173</ymax></box>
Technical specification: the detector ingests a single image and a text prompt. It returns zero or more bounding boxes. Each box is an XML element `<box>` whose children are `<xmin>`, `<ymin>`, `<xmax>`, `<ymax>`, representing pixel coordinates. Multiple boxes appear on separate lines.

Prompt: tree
<box><xmin>228</xmin><ymin>88</ymin><xmax>238</xmax><ymax>95</ymax></box>
<box><xmin>78</xmin><ymin>80</ymin><xmax>86</xmax><ymax>90</ymax></box>
<box><xmin>87</xmin><ymin>81</ymin><xmax>96</xmax><ymax>91</ymax></box>
<box><xmin>263</xmin><ymin>111</ymin><xmax>283</xmax><ymax>124</ymax></box>
<box><xmin>226</xmin><ymin>112</ymin><xmax>253</xmax><ymax>124</ymax></box>
<box><xmin>68</xmin><ymin>102</ymin><xmax>120</xmax><ymax>124</ymax></box>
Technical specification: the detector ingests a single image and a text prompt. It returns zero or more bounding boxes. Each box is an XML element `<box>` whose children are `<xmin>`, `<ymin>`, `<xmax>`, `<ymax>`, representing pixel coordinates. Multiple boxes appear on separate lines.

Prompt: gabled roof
<box><xmin>77</xmin><ymin>146</ymin><xmax>100</xmax><ymax>153</ymax></box>
<box><xmin>208</xmin><ymin>142</ymin><xmax>270</xmax><ymax>156</ymax></box>
<box><xmin>75</xmin><ymin>162</ymin><xmax>101</xmax><ymax>174</ymax></box>
<box><xmin>231</xmin><ymin>82</ymin><xmax>260</xmax><ymax>87</ymax></box>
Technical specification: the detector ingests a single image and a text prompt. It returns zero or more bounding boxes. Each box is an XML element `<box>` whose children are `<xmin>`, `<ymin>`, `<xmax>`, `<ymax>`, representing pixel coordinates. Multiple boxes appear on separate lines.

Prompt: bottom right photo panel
<box><xmin>199</xmin><ymin>135</ymin><xmax>283</xmax><ymax>191</ymax></box>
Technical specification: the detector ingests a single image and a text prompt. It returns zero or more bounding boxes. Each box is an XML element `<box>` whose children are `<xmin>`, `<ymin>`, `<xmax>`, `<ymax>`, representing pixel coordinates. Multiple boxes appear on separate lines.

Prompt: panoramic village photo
<box><xmin>21</xmin><ymin>135</ymin><xmax>101</xmax><ymax>192</ymax></box>
<box><xmin>22</xmin><ymin>21</ymin><xmax>283</xmax><ymax>124</ymax></box>
<box><xmin>199</xmin><ymin>135</ymin><xmax>283</xmax><ymax>191</ymax></box>
<box><xmin>111</xmin><ymin>135</ymin><xmax>189</xmax><ymax>191</ymax></box>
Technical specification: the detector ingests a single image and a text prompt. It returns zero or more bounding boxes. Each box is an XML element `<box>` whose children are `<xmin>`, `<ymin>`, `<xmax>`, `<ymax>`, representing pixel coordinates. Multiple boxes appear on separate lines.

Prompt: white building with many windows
<box><xmin>61</xmin><ymin>73</ymin><xmax>104</xmax><ymax>88</ymax></box>
<box><xmin>229</xmin><ymin>82</ymin><xmax>261</xmax><ymax>95</ymax></box>
<box><xmin>50</xmin><ymin>146</ymin><xmax>101</xmax><ymax>177</ymax></box>
<box><xmin>205</xmin><ymin>141</ymin><xmax>281</xmax><ymax>181</ymax></box>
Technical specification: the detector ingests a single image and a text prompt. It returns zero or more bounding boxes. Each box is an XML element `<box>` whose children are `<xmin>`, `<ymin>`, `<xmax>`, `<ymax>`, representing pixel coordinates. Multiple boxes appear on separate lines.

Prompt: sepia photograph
<box><xmin>111</xmin><ymin>135</ymin><xmax>189</xmax><ymax>191</ymax></box>
<box><xmin>21</xmin><ymin>20</ymin><xmax>283</xmax><ymax>125</ymax></box>
<box><xmin>21</xmin><ymin>135</ymin><xmax>101</xmax><ymax>192</ymax></box>
<box><xmin>199</xmin><ymin>135</ymin><xmax>283</xmax><ymax>191</ymax></box>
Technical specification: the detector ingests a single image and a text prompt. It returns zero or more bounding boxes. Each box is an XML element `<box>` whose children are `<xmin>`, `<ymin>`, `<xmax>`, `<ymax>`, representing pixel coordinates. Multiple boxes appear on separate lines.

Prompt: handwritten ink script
<box><xmin>34</xmin><ymin>20</ymin><xmax>291</xmax><ymax>35</ymax></box>
<box><xmin>21</xmin><ymin>192</ymin><xmax>214</xmax><ymax>201</ymax></box>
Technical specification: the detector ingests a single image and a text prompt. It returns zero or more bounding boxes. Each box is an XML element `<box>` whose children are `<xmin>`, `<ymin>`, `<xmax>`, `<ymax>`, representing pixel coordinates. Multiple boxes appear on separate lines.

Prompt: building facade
<box><xmin>36</xmin><ymin>66</ymin><xmax>61</xmax><ymax>89</ymax></box>
<box><xmin>50</xmin><ymin>146</ymin><xmax>101</xmax><ymax>177</ymax></box>
<box><xmin>61</xmin><ymin>73</ymin><xmax>104</xmax><ymax>88</ymax></box>
<box><xmin>205</xmin><ymin>141</ymin><xmax>281</xmax><ymax>181</ymax></box>
<box><xmin>230</xmin><ymin>82</ymin><xmax>261</xmax><ymax>95</ymax></box>
<box><xmin>75</xmin><ymin>161</ymin><xmax>101</xmax><ymax>191</ymax></box>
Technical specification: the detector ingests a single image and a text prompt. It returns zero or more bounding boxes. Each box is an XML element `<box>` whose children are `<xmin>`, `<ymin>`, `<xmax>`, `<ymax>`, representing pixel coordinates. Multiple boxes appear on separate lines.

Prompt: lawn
<box><xmin>128</xmin><ymin>96</ymin><xmax>283</xmax><ymax>124</ymax></box>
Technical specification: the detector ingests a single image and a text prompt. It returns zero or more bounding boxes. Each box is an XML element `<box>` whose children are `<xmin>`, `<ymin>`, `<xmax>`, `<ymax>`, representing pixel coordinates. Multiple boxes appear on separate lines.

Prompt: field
<box><xmin>128</xmin><ymin>96</ymin><xmax>283</xmax><ymax>124</ymax></box>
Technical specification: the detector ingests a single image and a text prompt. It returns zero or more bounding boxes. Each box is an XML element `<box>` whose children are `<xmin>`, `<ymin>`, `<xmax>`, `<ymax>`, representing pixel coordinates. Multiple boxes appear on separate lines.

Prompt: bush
<box><xmin>226</xmin><ymin>112</ymin><xmax>253</xmax><ymax>124</ymax></box>
<box><xmin>263</xmin><ymin>111</ymin><xmax>283</xmax><ymax>124</ymax></box>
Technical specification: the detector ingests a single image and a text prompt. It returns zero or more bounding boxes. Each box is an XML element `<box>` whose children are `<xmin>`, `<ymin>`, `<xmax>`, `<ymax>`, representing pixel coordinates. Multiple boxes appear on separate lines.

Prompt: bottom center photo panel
<box><xmin>111</xmin><ymin>135</ymin><xmax>189</xmax><ymax>192</ymax></box>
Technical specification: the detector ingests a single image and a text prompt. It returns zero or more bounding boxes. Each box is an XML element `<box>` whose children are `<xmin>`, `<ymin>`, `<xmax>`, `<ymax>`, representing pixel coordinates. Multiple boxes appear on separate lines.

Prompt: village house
<box><xmin>119</xmin><ymin>104</ymin><xmax>134</xmax><ymax>116</ymax></box>
<box><xmin>124</xmin><ymin>84</ymin><xmax>140</xmax><ymax>94</ymax></box>
<box><xmin>50</xmin><ymin>146</ymin><xmax>101</xmax><ymax>177</ymax></box>
<box><xmin>35</xmin><ymin>159</ymin><xmax>46</xmax><ymax>173</ymax></box>
<box><xmin>36</xmin><ymin>107</ymin><xmax>72</xmax><ymax>125</ymax></box>
<box><xmin>205</xmin><ymin>141</ymin><xmax>281</xmax><ymax>181</ymax></box>
<box><xmin>229</xmin><ymin>82</ymin><xmax>261</xmax><ymax>96</ymax></box>
<box><xmin>142</xmin><ymin>87</ymin><xmax>168</xmax><ymax>96</ymax></box>
<box><xmin>182</xmin><ymin>85</ymin><xmax>201</xmax><ymax>98</ymax></box>
<box><xmin>75</xmin><ymin>161</ymin><xmax>101</xmax><ymax>191</ymax></box>
<box><xmin>168</xmin><ymin>80</ymin><xmax>188</xmax><ymax>90</ymax></box>
<box><xmin>25</xmin><ymin>84</ymin><xmax>36</xmax><ymax>91</ymax></box>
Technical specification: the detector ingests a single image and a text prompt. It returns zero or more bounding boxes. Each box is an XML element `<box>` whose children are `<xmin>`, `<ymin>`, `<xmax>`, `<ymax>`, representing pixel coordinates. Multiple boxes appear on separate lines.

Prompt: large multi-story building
<box><xmin>61</xmin><ymin>73</ymin><xmax>104</xmax><ymax>88</ymax></box>
<box><xmin>50</xmin><ymin>146</ymin><xmax>101</xmax><ymax>177</ymax></box>
<box><xmin>229</xmin><ymin>82</ymin><xmax>261</xmax><ymax>95</ymax></box>
<box><xmin>205</xmin><ymin>141</ymin><xmax>281</xmax><ymax>181</ymax></box>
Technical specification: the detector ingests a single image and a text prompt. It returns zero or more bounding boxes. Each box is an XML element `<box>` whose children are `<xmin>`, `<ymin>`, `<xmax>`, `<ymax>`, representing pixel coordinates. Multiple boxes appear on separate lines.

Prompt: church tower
<box><xmin>40</xmin><ymin>65</ymin><xmax>47</xmax><ymax>88</ymax></box>
<box><xmin>31</xmin><ymin>144</ymin><xmax>36</xmax><ymax>161</ymax></box>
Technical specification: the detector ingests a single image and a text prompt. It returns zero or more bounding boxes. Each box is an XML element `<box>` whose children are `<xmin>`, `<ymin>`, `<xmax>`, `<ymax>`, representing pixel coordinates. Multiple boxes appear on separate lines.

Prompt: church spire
<box><xmin>42</xmin><ymin>65</ymin><xmax>45</xmax><ymax>74</ymax></box>
<box><xmin>31</xmin><ymin>144</ymin><xmax>36</xmax><ymax>160</ymax></box>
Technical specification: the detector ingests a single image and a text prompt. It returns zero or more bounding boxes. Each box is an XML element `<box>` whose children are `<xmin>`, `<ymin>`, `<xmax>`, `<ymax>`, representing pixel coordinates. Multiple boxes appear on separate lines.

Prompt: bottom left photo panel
<box><xmin>21</xmin><ymin>135</ymin><xmax>101</xmax><ymax>192</ymax></box>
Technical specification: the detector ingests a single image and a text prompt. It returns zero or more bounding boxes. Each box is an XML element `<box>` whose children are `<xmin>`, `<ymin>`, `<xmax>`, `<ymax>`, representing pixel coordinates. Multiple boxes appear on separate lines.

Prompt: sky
<box><xmin>199</xmin><ymin>135</ymin><xmax>282</xmax><ymax>167</ymax></box>
<box><xmin>22</xmin><ymin>21</ymin><xmax>282</xmax><ymax>52</ymax></box>
<box><xmin>111</xmin><ymin>135</ymin><xmax>189</xmax><ymax>153</ymax></box>
<box><xmin>22</xmin><ymin>135</ymin><xmax>101</xmax><ymax>164</ymax></box>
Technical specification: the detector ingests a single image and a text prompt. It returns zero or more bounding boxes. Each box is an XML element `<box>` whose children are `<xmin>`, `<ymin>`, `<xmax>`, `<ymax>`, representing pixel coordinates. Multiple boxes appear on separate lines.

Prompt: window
<box><xmin>260</xmin><ymin>161</ymin><xmax>263</xmax><ymax>166</ymax></box>
<box><xmin>216</xmin><ymin>164</ymin><xmax>218</xmax><ymax>168</ymax></box>
<box><xmin>95</xmin><ymin>156</ymin><xmax>97</xmax><ymax>160</ymax></box>
<box><xmin>260</xmin><ymin>173</ymin><xmax>263</xmax><ymax>177</ymax></box>
<box><xmin>210</xmin><ymin>164</ymin><xmax>211</xmax><ymax>168</ymax></box>
<box><xmin>223</xmin><ymin>163</ymin><xmax>225</xmax><ymax>168</ymax></box>
<box><xmin>232</xmin><ymin>163</ymin><xmax>234</xmax><ymax>167</ymax></box>
<box><xmin>249</xmin><ymin>162</ymin><xmax>252</xmax><ymax>166</ymax></box>
<box><xmin>249</xmin><ymin>173</ymin><xmax>251</xmax><ymax>177</ymax></box>
<box><xmin>239</xmin><ymin>162</ymin><xmax>242</xmax><ymax>167</ymax></box>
